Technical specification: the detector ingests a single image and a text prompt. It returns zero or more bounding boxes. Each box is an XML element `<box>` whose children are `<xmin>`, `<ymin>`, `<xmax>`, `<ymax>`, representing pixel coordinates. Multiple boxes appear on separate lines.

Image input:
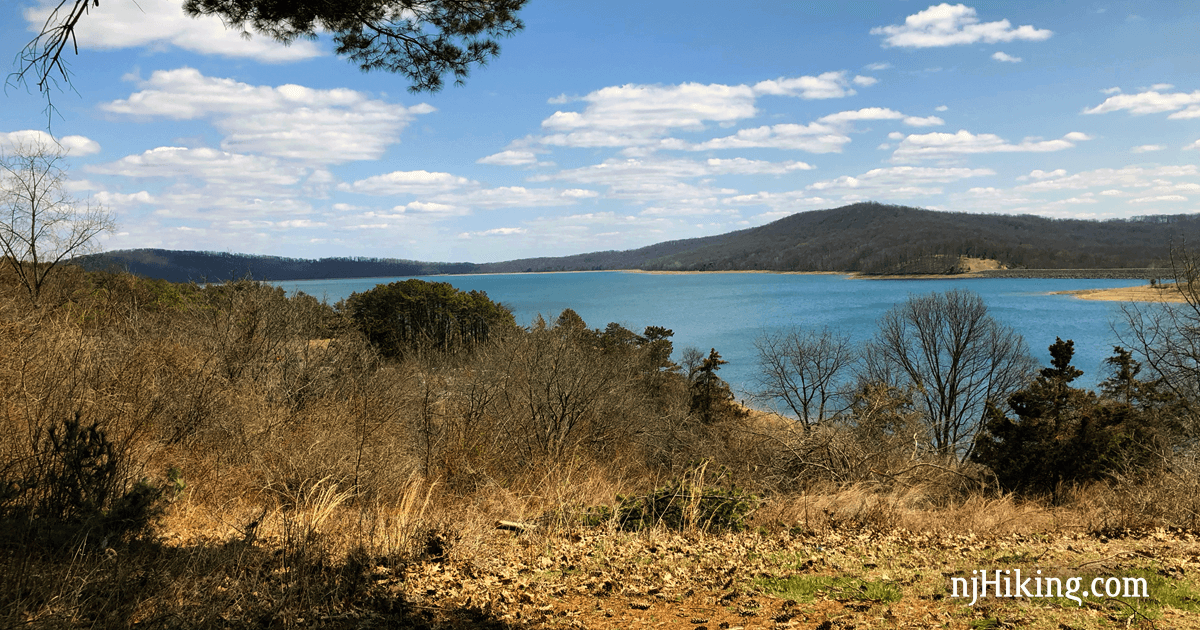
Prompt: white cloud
<box><xmin>102</xmin><ymin>68</ymin><xmax>433</xmax><ymax>163</ymax></box>
<box><xmin>92</xmin><ymin>190</ymin><xmax>154</xmax><ymax>207</ymax></box>
<box><xmin>458</xmin><ymin>227</ymin><xmax>528</xmax><ymax>238</ymax></box>
<box><xmin>935</xmin><ymin>105</ymin><xmax>949</xmax><ymax>111</ymax></box>
<box><xmin>1131</xmin><ymin>144</ymin><xmax>1166</xmax><ymax>153</ymax></box>
<box><xmin>852</xmin><ymin>75</ymin><xmax>879</xmax><ymax>86</ymax></box>
<box><xmin>23</xmin><ymin>0</ymin><xmax>322</xmax><ymax>62</ymax></box>
<box><xmin>865</xmin><ymin>62</ymin><xmax>892</xmax><ymax>71</ymax></box>
<box><xmin>542</xmin><ymin>158</ymin><xmax>744</xmax><ymax>203</ymax></box>
<box><xmin>992</xmin><ymin>51</ymin><xmax>1022</xmax><ymax>63</ymax></box>
<box><xmin>539</xmin><ymin>82</ymin><xmax>757</xmax><ymax>147</ymax></box>
<box><xmin>1129</xmin><ymin>195</ymin><xmax>1188</xmax><ymax>203</ymax></box>
<box><xmin>1083</xmin><ymin>88</ymin><xmax>1200</xmax><ymax>118</ymax></box>
<box><xmin>806</xmin><ymin>165</ymin><xmax>993</xmax><ymax>197</ymax></box>
<box><xmin>477</xmin><ymin>150</ymin><xmax>541</xmax><ymax>166</ymax></box>
<box><xmin>904</xmin><ymin>115</ymin><xmax>946</xmax><ymax>127</ymax></box>
<box><xmin>753</xmin><ymin>71</ymin><xmax>861</xmax><ymax>99</ymax></box>
<box><xmin>705</xmin><ymin>158</ymin><xmax>815</xmax><ymax>174</ymax></box>
<box><xmin>892</xmin><ymin>130</ymin><xmax>1091</xmax><ymax>161</ymax></box>
<box><xmin>429</xmin><ymin>186</ymin><xmax>601</xmax><ymax>210</ymax></box>
<box><xmin>88</xmin><ymin>147</ymin><xmax>306</xmax><ymax>189</ymax></box>
<box><xmin>817</xmin><ymin>108</ymin><xmax>905</xmax><ymax>124</ymax></box>
<box><xmin>1101</xmin><ymin>87</ymin><xmax>1122</xmax><ymax>95</ymax></box>
<box><xmin>341</xmin><ymin>170</ymin><xmax>475</xmax><ymax>196</ymax></box>
<box><xmin>872</xmin><ymin>4</ymin><xmax>1053</xmax><ymax>48</ymax></box>
<box><xmin>1015</xmin><ymin>165</ymin><xmax>1199</xmax><ymax>192</ymax></box>
<box><xmin>0</xmin><ymin>130</ymin><xmax>101</xmax><ymax>156</ymax></box>
<box><xmin>691</xmin><ymin>123</ymin><xmax>851</xmax><ymax>153</ymax></box>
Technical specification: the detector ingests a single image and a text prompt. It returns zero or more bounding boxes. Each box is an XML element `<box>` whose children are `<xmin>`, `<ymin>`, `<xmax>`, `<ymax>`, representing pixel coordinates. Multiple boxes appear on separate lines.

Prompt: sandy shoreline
<box><xmin>1053</xmin><ymin>284</ymin><xmax>1187</xmax><ymax>303</ymax></box>
<box><xmin>622</xmin><ymin>269</ymin><xmax>843</xmax><ymax>276</ymax></box>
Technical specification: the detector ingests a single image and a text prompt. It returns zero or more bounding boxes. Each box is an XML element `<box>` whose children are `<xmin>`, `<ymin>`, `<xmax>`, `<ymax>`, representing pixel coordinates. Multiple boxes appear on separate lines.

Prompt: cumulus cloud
<box><xmin>430</xmin><ymin>187</ymin><xmax>603</xmax><ymax>209</ymax></box>
<box><xmin>102</xmin><ymin>68</ymin><xmax>433</xmax><ymax>163</ymax></box>
<box><xmin>1128</xmin><ymin>195</ymin><xmax>1188</xmax><ymax>203</ymax></box>
<box><xmin>872</xmin><ymin>4</ymin><xmax>1053</xmax><ymax>48</ymax></box>
<box><xmin>23</xmin><ymin>0</ymin><xmax>322</xmax><ymax>62</ymax></box>
<box><xmin>477</xmin><ymin>150</ymin><xmax>541</xmax><ymax>166</ymax></box>
<box><xmin>458</xmin><ymin>227</ymin><xmax>528</xmax><ymax>238</ymax></box>
<box><xmin>538</xmin><ymin>82</ymin><xmax>757</xmax><ymax>148</ymax></box>
<box><xmin>1015</xmin><ymin>164</ymin><xmax>1199</xmax><ymax>192</ymax></box>
<box><xmin>1</xmin><ymin>130</ymin><xmax>101</xmax><ymax>156</ymax></box>
<box><xmin>904</xmin><ymin>115</ymin><xmax>946</xmax><ymax>127</ymax></box>
<box><xmin>753</xmin><ymin>71</ymin><xmax>862</xmax><ymax>99</ymax></box>
<box><xmin>542</xmin><ymin>158</ymin><xmax>748</xmax><ymax>203</ymax></box>
<box><xmin>806</xmin><ymin>166</ymin><xmax>994</xmax><ymax>197</ymax></box>
<box><xmin>691</xmin><ymin>123</ymin><xmax>851</xmax><ymax>153</ymax></box>
<box><xmin>1131</xmin><ymin>144</ymin><xmax>1166</xmax><ymax>153</ymax></box>
<box><xmin>531</xmin><ymin>71</ymin><xmax>878</xmax><ymax>150</ymax></box>
<box><xmin>88</xmin><ymin>147</ymin><xmax>306</xmax><ymax>189</ymax></box>
<box><xmin>1083</xmin><ymin>87</ymin><xmax>1200</xmax><ymax>118</ymax></box>
<box><xmin>992</xmin><ymin>51</ymin><xmax>1022</xmax><ymax>62</ymax></box>
<box><xmin>341</xmin><ymin>170</ymin><xmax>475</xmax><ymax>196</ymax></box>
<box><xmin>892</xmin><ymin>130</ymin><xmax>1092</xmax><ymax>161</ymax></box>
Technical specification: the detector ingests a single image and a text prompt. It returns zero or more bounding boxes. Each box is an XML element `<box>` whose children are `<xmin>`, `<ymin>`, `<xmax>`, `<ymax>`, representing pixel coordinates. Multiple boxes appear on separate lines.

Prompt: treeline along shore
<box><xmin>76</xmin><ymin>202</ymin><xmax>1193</xmax><ymax>282</ymax></box>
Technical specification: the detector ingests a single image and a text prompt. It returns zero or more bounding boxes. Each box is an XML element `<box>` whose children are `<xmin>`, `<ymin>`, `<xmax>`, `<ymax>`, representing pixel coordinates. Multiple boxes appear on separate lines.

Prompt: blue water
<box><xmin>272</xmin><ymin>272</ymin><xmax>1147</xmax><ymax>395</ymax></box>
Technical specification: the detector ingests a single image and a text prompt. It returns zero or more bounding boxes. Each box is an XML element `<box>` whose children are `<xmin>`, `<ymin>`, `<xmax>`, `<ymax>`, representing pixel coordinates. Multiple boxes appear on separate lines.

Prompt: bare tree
<box><xmin>0</xmin><ymin>140</ymin><xmax>114</xmax><ymax>305</ymax></box>
<box><xmin>753</xmin><ymin>326</ymin><xmax>856</xmax><ymax>430</ymax></box>
<box><xmin>1118</xmin><ymin>244</ymin><xmax>1200</xmax><ymax>421</ymax></box>
<box><xmin>871</xmin><ymin>288</ymin><xmax>1035</xmax><ymax>460</ymax></box>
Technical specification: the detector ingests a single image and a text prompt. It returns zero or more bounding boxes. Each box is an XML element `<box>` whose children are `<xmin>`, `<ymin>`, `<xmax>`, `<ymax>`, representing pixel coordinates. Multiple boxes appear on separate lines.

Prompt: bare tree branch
<box><xmin>0</xmin><ymin>138</ymin><xmax>115</xmax><ymax>305</ymax></box>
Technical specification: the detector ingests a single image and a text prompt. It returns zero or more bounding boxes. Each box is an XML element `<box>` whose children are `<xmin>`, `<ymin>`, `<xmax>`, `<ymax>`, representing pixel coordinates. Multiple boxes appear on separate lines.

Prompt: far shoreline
<box><xmin>270</xmin><ymin>267</ymin><xmax>1169</xmax><ymax>283</ymax></box>
<box><xmin>1052</xmin><ymin>283</ymin><xmax>1187</xmax><ymax>303</ymax></box>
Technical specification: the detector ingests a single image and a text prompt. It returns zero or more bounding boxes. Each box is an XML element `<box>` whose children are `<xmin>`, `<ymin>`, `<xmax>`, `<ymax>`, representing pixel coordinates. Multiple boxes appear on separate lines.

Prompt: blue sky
<box><xmin>4</xmin><ymin>1</ymin><xmax>1200</xmax><ymax>263</ymax></box>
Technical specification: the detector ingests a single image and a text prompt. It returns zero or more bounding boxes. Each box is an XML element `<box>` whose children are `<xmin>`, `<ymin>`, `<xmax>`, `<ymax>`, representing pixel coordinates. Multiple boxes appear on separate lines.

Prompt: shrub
<box><xmin>340</xmin><ymin>279</ymin><xmax>516</xmax><ymax>359</ymax></box>
<box><xmin>0</xmin><ymin>413</ymin><xmax>174</xmax><ymax>548</ymax></box>
<box><xmin>605</xmin><ymin>462</ymin><xmax>758</xmax><ymax>532</ymax></box>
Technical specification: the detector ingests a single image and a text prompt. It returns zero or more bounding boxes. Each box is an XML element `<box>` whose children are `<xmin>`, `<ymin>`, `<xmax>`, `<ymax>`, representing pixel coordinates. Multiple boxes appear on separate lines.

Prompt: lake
<box><xmin>272</xmin><ymin>272</ymin><xmax>1148</xmax><ymax>396</ymax></box>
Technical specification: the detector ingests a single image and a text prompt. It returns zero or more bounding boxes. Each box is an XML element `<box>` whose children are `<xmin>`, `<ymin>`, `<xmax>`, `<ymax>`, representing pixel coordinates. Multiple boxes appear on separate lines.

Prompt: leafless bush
<box><xmin>753</xmin><ymin>326</ymin><xmax>857</xmax><ymax>430</ymax></box>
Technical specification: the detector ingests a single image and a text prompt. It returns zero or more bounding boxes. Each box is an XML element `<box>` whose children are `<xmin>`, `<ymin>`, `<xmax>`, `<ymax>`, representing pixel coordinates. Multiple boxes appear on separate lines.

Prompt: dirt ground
<box><xmin>1055</xmin><ymin>283</ymin><xmax>1187</xmax><ymax>303</ymax></box>
<box><xmin>372</xmin><ymin>525</ymin><xmax>1200</xmax><ymax>630</ymax></box>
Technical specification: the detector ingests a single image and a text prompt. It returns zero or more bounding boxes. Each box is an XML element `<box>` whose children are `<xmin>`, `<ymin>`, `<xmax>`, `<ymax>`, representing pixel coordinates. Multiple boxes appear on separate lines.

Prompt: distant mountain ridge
<box><xmin>78</xmin><ymin>202</ymin><xmax>1198</xmax><ymax>282</ymax></box>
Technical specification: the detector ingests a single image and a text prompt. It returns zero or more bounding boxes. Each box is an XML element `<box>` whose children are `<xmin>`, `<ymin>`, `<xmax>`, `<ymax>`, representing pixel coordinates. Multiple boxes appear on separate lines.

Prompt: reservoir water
<box><xmin>272</xmin><ymin>272</ymin><xmax>1148</xmax><ymax>396</ymax></box>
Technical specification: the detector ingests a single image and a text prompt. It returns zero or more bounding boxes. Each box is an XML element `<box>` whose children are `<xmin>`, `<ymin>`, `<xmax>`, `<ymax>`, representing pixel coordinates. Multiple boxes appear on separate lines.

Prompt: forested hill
<box><xmin>76</xmin><ymin>249</ymin><xmax>480</xmax><ymax>283</ymax></box>
<box><xmin>478</xmin><ymin>202</ymin><xmax>1198</xmax><ymax>274</ymax></box>
<box><xmin>78</xmin><ymin>203</ymin><xmax>1199</xmax><ymax>281</ymax></box>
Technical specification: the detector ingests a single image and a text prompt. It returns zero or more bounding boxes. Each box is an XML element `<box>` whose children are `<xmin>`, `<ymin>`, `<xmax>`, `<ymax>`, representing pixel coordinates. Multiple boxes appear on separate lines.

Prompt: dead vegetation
<box><xmin>1</xmin><ymin>263</ymin><xmax>1199</xmax><ymax>629</ymax></box>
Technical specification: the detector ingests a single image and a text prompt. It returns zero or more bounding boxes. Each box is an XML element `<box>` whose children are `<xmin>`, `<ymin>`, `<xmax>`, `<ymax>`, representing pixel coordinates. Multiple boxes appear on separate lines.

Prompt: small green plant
<box><xmin>600</xmin><ymin>461</ymin><xmax>758</xmax><ymax>532</ymax></box>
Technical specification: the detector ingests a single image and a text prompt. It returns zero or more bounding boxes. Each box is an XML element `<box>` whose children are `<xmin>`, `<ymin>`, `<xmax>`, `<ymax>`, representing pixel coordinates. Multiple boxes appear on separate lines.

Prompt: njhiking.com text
<box><xmin>950</xmin><ymin>569</ymin><xmax>1148</xmax><ymax>607</ymax></box>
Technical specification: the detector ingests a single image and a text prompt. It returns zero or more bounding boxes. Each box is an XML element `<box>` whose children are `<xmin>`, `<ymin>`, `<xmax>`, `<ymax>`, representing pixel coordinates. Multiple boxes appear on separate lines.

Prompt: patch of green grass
<box><xmin>756</xmin><ymin>575</ymin><xmax>902</xmax><ymax>604</ymax></box>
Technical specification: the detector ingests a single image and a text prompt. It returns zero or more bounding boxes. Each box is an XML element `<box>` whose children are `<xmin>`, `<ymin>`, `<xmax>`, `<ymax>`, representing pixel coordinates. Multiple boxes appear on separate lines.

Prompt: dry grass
<box><xmin>2</xmin><ymin>266</ymin><xmax>1199</xmax><ymax>629</ymax></box>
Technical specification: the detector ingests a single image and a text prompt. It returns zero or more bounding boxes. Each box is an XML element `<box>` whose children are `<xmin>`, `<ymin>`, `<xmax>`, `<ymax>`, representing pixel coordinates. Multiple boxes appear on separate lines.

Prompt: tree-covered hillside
<box><xmin>78</xmin><ymin>203</ymin><xmax>1198</xmax><ymax>280</ymax></box>
<box><xmin>480</xmin><ymin>202</ymin><xmax>1197</xmax><ymax>274</ymax></box>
